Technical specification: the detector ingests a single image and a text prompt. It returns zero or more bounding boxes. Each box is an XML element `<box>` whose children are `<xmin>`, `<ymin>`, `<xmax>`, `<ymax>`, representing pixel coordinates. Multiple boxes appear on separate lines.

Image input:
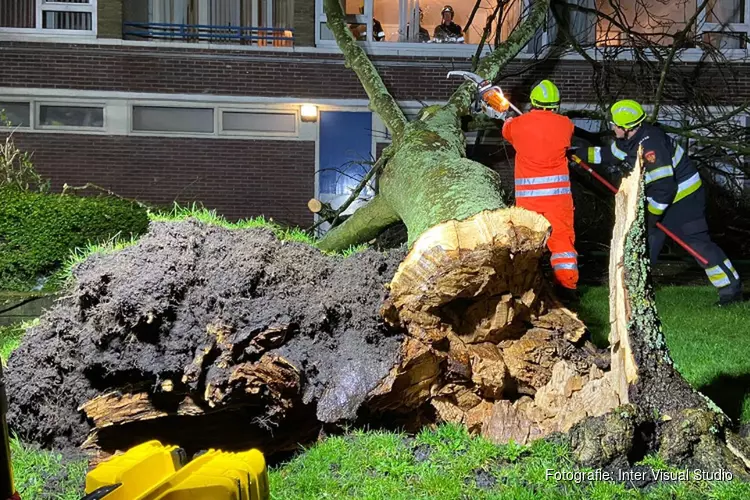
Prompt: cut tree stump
<box><xmin>372</xmin><ymin>207</ymin><xmax>610</xmax><ymax>444</ymax></box>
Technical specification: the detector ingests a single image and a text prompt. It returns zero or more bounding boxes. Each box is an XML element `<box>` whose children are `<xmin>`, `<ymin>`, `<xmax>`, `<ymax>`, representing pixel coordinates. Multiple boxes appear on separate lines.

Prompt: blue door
<box><xmin>318</xmin><ymin>111</ymin><xmax>374</xmax><ymax>217</ymax></box>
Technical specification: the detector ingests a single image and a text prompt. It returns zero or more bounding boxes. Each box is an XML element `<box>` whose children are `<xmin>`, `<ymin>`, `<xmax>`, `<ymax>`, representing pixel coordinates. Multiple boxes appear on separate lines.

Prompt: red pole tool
<box><xmin>570</xmin><ymin>154</ymin><xmax>710</xmax><ymax>266</ymax></box>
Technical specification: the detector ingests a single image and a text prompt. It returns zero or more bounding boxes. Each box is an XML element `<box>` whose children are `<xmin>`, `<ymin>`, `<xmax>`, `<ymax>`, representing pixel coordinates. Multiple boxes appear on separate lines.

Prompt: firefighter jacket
<box><xmin>433</xmin><ymin>22</ymin><xmax>462</xmax><ymax>40</ymax></box>
<box><xmin>503</xmin><ymin>110</ymin><xmax>575</xmax><ymax>204</ymax></box>
<box><xmin>576</xmin><ymin>123</ymin><xmax>703</xmax><ymax>221</ymax></box>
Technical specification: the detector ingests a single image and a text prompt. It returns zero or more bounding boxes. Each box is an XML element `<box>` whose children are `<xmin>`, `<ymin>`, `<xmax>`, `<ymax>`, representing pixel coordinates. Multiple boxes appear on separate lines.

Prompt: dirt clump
<box><xmin>5</xmin><ymin>219</ymin><xmax>406</xmax><ymax>454</ymax></box>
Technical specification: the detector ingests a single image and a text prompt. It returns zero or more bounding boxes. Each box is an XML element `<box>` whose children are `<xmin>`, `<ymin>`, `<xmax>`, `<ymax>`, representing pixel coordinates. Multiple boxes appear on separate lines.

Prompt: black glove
<box><xmin>567</xmin><ymin>147</ymin><xmax>584</xmax><ymax>161</ymax></box>
<box><xmin>647</xmin><ymin>212</ymin><xmax>660</xmax><ymax>231</ymax></box>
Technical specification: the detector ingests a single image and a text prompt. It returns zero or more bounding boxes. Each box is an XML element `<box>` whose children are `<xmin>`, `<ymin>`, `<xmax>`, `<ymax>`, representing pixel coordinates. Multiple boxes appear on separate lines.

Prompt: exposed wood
<box><xmin>382</xmin><ymin>207</ymin><xmax>552</xmax><ymax>333</ymax></box>
<box><xmin>79</xmin><ymin>391</ymin><xmax>203</xmax><ymax>429</ymax></box>
<box><xmin>371</xmin><ymin>207</ymin><xmax>606</xmax><ymax>444</ymax></box>
<box><xmin>308</xmin><ymin>198</ymin><xmax>323</xmax><ymax>213</ymax></box>
<box><xmin>608</xmin><ymin>149</ymin><xmax>642</xmax><ymax>403</ymax></box>
<box><xmin>482</xmin><ymin>400</ymin><xmax>542</xmax><ymax>445</ymax></box>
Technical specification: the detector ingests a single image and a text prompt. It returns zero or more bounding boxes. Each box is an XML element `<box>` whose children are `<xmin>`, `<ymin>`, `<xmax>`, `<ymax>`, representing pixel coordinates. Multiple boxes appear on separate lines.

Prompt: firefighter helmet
<box><xmin>610</xmin><ymin>99</ymin><xmax>646</xmax><ymax>129</ymax></box>
<box><xmin>442</xmin><ymin>5</ymin><xmax>454</xmax><ymax>15</ymax></box>
<box><xmin>530</xmin><ymin>80</ymin><xmax>560</xmax><ymax>109</ymax></box>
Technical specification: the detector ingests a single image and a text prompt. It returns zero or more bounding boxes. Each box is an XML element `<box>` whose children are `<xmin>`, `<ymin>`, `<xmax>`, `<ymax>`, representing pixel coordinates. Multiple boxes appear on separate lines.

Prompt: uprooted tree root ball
<box><xmin>6</xmin><ymin>220</ymin><xmax>407</xmax><ymax>462</ymax></box>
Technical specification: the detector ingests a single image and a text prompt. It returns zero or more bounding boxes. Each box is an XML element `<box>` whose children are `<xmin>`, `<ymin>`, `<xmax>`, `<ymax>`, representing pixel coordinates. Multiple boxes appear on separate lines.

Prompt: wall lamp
<box><xmin>300</xmin><ymin>104</ymin><xmax>318</xmax><ymax>122</ymax></box>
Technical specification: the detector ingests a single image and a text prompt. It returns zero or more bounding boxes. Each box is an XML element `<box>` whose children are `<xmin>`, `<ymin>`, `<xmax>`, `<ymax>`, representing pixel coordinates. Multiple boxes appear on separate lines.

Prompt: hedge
<box><xmin>0</xmin><ymin>187</ymin><xmax>149</xmax><ymax>291</ymax></box>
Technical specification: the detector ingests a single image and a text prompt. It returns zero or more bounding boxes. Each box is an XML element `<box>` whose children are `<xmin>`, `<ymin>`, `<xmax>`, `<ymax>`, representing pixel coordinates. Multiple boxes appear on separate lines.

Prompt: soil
<box><xmin>5</xmin><ymin>220</ymin><xmax>406</xmax><ymax>453</ymax></box>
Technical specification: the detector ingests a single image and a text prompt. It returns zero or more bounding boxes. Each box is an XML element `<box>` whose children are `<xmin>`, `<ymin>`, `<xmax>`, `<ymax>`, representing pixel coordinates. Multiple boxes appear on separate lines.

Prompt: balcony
<box><xmin>122</xmin><ymin>22</ymin><xmax>294</xmax><ymax>47</ymax></box>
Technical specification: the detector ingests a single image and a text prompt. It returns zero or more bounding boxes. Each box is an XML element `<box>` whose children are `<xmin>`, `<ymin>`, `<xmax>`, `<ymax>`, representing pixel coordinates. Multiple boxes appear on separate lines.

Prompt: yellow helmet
<box><xmin>530</xmin><ymin>80</ymin><xmax>560</xmax><ymax>109</ymax></box>
<box><xmin>610</xmin><ymin>99</ymin><xmax>646</xmax><ymax>129</ymax></box>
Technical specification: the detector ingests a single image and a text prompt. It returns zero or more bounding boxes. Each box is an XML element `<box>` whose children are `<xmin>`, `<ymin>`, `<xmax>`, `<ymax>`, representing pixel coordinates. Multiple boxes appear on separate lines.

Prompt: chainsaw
<box><xmin>447</xmin><ymin>70</ymin><xmax>523</xmax><ymax>120</ymax></box>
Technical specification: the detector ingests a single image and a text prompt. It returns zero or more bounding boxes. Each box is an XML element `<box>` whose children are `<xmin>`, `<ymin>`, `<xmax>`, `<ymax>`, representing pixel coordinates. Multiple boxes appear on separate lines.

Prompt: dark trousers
<box><xmin>648</xmin><ymin>188</ymin><xmax>742</xmax><ymax>298</ymax></box>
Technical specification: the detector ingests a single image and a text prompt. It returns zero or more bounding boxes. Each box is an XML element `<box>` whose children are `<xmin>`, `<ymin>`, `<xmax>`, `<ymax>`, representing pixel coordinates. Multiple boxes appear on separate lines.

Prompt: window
<box><xmin>221</xmin><ymin>111</ymin><xmax>297</xmax><ymax>134</ymax></box>
<box><xmin>595</xmin><ymin>0</ymin><xmax>698</xmax><ymax>47</ymax></box>
<box><xmin>0</xmin><ymin>102</ymin><xmax>31</xmax><ymax>127</ymax></box>
<box><xmin>38</xmin><ymin>105</ymin><xmax>103</xmax><ymax>128</ymax></box>
<box><xmin>0</xmin><ymin>0</ymin><xmax>96</xmax><ymax>34</ymax></box>
<box><xmin>701</xmin><ymin>0</ymin><xmax>748</xmax><ymax>49</ymax></box>
<box><xmin>318</xmin><ymin>0</ymin><xmax>521</xmax><ymax>45</ymax></box>
<box><xmin>132</xmin><ymin>106</ymin><xmax>214</xmax><ymax>133</ymax></box>
<box><xmin>123</xmin><ymin>0</ymin><xmax>294</xmax><ymax>45</ymax></box>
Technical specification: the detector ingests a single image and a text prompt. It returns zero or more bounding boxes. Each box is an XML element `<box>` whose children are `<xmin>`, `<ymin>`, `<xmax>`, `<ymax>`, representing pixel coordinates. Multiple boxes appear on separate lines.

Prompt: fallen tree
<box><xmin>4</xmin><ymin>0</ymin><xmax>750</xmax><ymax>482</ymax></box>
<box><xmin>5</xmin><ymin>159</ymin><xmax>749</xmax><ymax>475</ymax></box>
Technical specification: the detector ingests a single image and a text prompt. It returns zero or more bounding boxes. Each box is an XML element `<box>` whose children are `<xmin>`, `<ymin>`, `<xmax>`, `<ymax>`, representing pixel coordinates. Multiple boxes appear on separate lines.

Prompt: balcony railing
<box><xmin>122</xmin><ymin>22</ymin><xmax>294</xmax><ymax>47</ymax></box>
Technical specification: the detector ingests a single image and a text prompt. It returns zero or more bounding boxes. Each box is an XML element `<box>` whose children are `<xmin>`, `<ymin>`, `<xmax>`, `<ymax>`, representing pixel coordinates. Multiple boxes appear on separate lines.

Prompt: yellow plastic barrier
<box><xmin>84</xmin><ymin>441</ymin><xmax>269</xmax><ymax>500</ymax></box>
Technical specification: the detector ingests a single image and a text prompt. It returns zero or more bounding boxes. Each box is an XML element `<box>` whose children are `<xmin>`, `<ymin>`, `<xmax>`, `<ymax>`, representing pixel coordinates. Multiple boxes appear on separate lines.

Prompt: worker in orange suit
<box><xmin>502</xmin><ymin>80</ymin><xmax>578</xmax><ymax>300</ymax></box>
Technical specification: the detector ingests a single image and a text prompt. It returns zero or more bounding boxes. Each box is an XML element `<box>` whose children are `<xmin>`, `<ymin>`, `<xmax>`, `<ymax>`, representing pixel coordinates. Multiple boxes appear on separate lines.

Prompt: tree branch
<box><xmin>678</xmin><ymin>104</ymin><xmax>750</xmax><ymax>132</ymax></box>
<box><xmin>447</xmin><ymin>0</ymin><xmax>551</xmax><ymax>115</ymax></box>
<box><xmin>661</xmin><ymin>126</ymin><xmax>750</xmax><ymax>156</ymax></box>
<box><xmin>61</xmin><ymin>183</ymin><xmax>154</xmax><ymax>209</ymax></box>
<box><xmin>651</xmin><ymin>0</ymin><xmax>711</xmax><ymax>120</ymax></box>
<box><xmin>316</xmin><ymin>195</ymin><xmax>401</xmax><ymax>252</ymax></box>
<box><xmin>323</xmin><ymin>0</ymin><xmax>407</xmax><ymax>139</ymax></box>
<box><xmin>309</xmin><ymin>150</ymin><xmax>390</xmax><ymax>232</ymax></box>
<box><xmin>462</xmin><ymin>0</ymin><xmax>484</xmax><ymax>39</ymax></box>
<box><xmin>471</xmin><ymin>1</ymin><xmax>504</xmax><ymax>71</ymax></box>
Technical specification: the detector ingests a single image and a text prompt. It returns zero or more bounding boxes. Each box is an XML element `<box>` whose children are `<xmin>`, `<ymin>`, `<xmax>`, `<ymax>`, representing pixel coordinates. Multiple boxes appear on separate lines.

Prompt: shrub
<box><xmin>0</xmin><ymin>112</ymin><xmax>48</xmax><ymax>193</ymax></box>
<box><xmin>0</xmin><ymin>187</ymin><xmax>149</xmax><ymax>291</ymax></box>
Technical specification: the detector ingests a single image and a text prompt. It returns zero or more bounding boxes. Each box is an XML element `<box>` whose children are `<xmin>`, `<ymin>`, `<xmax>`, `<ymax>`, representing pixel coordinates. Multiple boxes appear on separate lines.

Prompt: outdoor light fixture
<box><xmin>300</xmin><ymin>104</ymin><xmax>318</xmax><ymax>122</ymax></box>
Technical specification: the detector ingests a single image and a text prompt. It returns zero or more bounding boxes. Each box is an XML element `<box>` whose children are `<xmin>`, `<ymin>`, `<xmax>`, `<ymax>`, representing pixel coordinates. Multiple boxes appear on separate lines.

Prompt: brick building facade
<box><xmin>1</xmin><ymin>1</ymin><xmax>748</xmax><ymax>228</ymax></box>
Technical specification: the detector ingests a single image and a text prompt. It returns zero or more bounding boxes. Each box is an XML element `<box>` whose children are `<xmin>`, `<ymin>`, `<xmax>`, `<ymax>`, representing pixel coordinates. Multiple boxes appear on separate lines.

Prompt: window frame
<box><xmin>35</xmin><ymin>101</ymin><xmax>106</xmax><ymax>131</ymax></box>
<box><xmin>696</xmin><ymin>0</ymin><xmax>750</xmax><ymax>50</ymax></box>
<box><xmin>130</xmin><ymin>104</ymin><xmax>216</xmax><ymax>135</ymax></box>
<box><xmin>218</xmin><ymin>107</ymin><xmax>300</xmax><ymax>137</ymax></box>
<box><xmin>0</xmin><ymin>99</ymin><xmax>33</xmax><ymax>128</ymax></box>
<box><xmin>0</xmin><ymin>0</ymin><xmax>98</xmax><ymax>36</ymax></box>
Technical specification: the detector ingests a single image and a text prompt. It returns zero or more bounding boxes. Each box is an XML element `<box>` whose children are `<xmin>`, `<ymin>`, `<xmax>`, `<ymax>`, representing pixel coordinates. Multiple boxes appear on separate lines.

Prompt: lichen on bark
<box><xmin>622</xmin><ymin>184</ymin><xmax>671</xmax><ymax>358</ymax></box>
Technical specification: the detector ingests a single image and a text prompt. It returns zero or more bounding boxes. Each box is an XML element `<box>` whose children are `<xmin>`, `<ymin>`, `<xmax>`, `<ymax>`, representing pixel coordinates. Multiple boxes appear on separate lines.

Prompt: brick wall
<box><xmin>11</xmin><ymin>133</ymin><xmax>315</xmax><ymax>226</ymax></box>
<box><xmin>4</xmin><ymin>41</ymin><xmax>747</xmax><ymax>105</ymax></box>
<box><xmin>294</xmin><ymin>0</ymin><xmax>316</xmax><ymax>47</ymax></box>
<box><xmin>98</xmin><ymin>0</ymin><xmax>123</xmax><ymax>39</ymax></box>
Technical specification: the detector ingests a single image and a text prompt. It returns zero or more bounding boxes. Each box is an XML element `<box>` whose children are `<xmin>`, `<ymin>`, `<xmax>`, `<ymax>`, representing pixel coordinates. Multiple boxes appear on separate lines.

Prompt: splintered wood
<box><xmin>374</xmin><ymin>207</ymin><xmax>615</xmax><ymax>445</ymax></box>
<box><xmin>608</xmin><ymin>151</ymin><xmax>643</xmax><ymax>402</ymax></box>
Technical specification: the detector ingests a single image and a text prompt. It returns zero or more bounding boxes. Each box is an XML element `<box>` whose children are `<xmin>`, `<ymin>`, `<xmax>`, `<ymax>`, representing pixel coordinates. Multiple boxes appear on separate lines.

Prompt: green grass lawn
<box><xmin>0</xmin><ymin>285</ymin><xmax>748</xmax><ymax>499</ymax></box>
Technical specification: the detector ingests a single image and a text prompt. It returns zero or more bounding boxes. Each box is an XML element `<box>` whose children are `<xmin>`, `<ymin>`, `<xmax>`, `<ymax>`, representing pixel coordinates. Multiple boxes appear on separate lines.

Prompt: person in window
<box><xmin>373</xmin><ymin>18</ymin><xmax>386</xmax><ymax>41</ymax></box>
<box><xmin>406</xmin><ymin>8</ymin><xmax>430</xmax><ymax>42</ymax></box>
<box><xmin>433</xmin><ymin>5</ymin><xmax>463</xmax><ymax>41</ymax></box>
<box><xmin>349</xmin><ymin>7</ymin><xmax>385</xmax><ymax>41</ymax></box>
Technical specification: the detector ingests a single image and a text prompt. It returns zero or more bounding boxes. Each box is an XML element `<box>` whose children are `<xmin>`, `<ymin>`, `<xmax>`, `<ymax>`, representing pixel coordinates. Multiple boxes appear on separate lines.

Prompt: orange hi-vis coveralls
<box><xmin>502</xmin><ymin>109</ymin><xmax>578</xmax><ymax>289</ymax></box>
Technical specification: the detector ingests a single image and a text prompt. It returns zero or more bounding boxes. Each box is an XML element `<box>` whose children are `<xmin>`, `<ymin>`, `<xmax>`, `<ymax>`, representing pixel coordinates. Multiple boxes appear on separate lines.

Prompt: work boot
<box><xmin>554</xmin><ymin>284</ymin><xmax>579</xmax><ymax>305</ymax></box>
<box><xmin>716</xmin><ymin>286</ymin><xmax>744</xmax><ymax>307</ymax></box>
